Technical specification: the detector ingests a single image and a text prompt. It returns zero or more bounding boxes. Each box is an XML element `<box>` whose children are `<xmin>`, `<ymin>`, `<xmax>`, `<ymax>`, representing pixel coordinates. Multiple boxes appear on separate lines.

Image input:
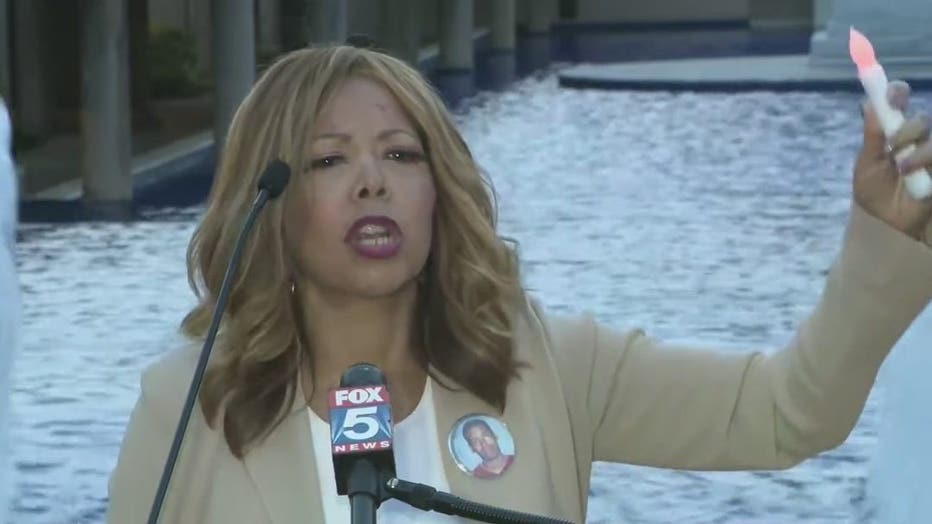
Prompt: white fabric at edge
<box><xmin>0</xmin><ymin>97</ymin><xmax>20</xmax><ymax>524</ymax></box>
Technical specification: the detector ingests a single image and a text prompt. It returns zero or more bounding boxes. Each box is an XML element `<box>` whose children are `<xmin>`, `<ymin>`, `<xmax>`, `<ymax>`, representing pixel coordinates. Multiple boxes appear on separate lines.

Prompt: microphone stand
<box><xmin>332</xmin><ymin>363</ymin><xmax>398</xmax><ymax>524</ymax></box>
<box><xmin>384</xmin><ymin>476</ymin><xmax>573</xmax><ymax>524</ymax></box>
<box><xmin>145</xmin><ymin>161</ymin><xmax>290</xmax><ymax>524</ymax></box>
<box><xmin>347</xmin><ymin>459</ymin><xmax>381</xmax><ymax>524</ymax></box>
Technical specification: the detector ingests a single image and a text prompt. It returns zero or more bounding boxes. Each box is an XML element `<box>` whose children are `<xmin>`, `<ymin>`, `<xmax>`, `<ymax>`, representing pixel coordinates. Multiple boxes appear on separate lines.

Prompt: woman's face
<box><xmin>283</xmin><ymin>77</ymin><xmax>436</xmax><ymax>299</ymax></box>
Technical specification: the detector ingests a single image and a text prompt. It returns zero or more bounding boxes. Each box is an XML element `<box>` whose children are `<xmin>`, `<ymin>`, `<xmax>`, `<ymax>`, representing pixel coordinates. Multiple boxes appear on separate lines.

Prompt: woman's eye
<box><xmin>306</xmin><ymin>155</ymin><xmax>344</xmax><ymax>171</ymax></box>
<box><xmin>386</xmin><ymin>149</ymin><xmax>424</xmax><ymax>163</ymax></box>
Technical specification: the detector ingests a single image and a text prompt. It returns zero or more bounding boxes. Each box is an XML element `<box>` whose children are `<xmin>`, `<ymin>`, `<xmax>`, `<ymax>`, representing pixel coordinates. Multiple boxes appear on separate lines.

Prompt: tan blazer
<box><xmin>106</xmin><ymin>204</ymin><xmax>932</xmax><ymax>524</ymax></box>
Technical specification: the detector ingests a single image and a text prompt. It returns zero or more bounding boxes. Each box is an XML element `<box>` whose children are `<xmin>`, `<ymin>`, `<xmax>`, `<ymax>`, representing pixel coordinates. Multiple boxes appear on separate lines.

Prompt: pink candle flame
<box><xmin>849</xmin><ymin>27</ymin><xmax>879</xmax><ymax>73</ymax></box>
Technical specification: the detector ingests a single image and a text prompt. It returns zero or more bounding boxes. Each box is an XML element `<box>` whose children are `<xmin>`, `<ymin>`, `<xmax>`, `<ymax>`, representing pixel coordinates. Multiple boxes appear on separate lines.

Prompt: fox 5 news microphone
<box><xmin>329</xmin><ymin>363</ymin><xmax>396</xmax><ymax>524</ymax></box>
<box><xmin>329</xmin><ymin>364</ymin><xmax>572</xmax><ymax>524</ymax></box>
<box><xmin>145</xmin><ymin>160</ymin><xmax>291</xmax><ymax>524</ymax></box>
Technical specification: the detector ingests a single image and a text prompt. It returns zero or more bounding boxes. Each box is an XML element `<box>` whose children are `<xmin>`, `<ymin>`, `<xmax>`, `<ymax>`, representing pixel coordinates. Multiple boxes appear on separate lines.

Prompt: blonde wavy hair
<box><xmin>181</xmin><ymin>45</ymin><xmax>525</xmax><ymax>458</ymax></box>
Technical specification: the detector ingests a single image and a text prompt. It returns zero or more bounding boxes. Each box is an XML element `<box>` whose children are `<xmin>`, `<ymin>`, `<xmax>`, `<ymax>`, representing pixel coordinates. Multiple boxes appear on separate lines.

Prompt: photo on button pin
<box><xmin>448</xmin><ymin>414</ymin><xmax>516</xmax><ymax>479</ymax></box>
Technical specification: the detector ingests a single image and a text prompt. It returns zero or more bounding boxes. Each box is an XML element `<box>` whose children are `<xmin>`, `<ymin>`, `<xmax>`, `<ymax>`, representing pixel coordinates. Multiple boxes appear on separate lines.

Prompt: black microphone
<box><xmin>145</xmin><ymin>160</ymin><xmax>291</xmax><ymax>524</ymax></box>
<box><xmin>327</xmin><ymin>364</ymin><xmax>573</xmax><ymax>524</ymax></box>
<box><xmin>328</xmin><ymin>363</ymin><xmax>397</xmax><ymax>524</ymax></box>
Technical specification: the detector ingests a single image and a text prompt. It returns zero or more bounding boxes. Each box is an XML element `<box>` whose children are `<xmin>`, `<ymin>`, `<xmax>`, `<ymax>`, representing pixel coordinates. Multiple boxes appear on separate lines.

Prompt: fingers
<box><xmin>895</xmin><ymin>138</ymin><xmax>932</xmax><ymax>175</ymax></box>
<box><xmin>887</xmin><ymin>80</ymin><xmax>911</xmax><ymax>112</ymax></box>
<box><xmin>861</xmin><ymin>79</ymin><xmax>927</xmax><ymax>162</ymax></box>
<box><xmin>889</xmin><ymin>113</ymin><xmax>931</xmax><ymax>154</ymax></box>
<box><xmin>861</xmin><ymin>101</ymin><xmax>888</xmax><ymax>159</ymax></box>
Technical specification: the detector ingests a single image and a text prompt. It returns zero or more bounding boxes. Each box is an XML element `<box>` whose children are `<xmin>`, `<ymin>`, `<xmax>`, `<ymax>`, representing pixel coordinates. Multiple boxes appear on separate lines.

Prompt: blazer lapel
<box><xmin>429</xmin><ymin>303</ymin><xmax>584</xmax><ymax>523</ymax></box>
<box><xmin>430</xmin><ymin>364</ymin><xmax>570</xmax><ymax>520</ymax></box>
<box><xmin>243</xmin><ymin>384</ymin><xmax>324</xmax><ymax>524</ymax></box>
<box><xmin>518</xmin><ymin>302</ymin><xmax>585</xmax><ymax>522</ymax></box>
<box><xmin>429</xmin><ymin>367</ymin><xmax>494</xmax><ymax>488</ymax></box>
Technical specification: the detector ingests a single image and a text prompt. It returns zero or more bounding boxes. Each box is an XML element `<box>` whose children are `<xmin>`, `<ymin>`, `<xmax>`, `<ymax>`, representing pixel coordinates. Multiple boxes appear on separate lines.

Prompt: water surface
<box><xmin>13</xmin><ymin>72</ymin><xmax>926</xmax><ymax>523</ymax></box>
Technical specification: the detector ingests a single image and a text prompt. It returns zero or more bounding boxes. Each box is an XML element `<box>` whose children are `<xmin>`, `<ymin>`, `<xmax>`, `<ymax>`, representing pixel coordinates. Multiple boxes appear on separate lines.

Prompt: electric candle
<box><xmin>849</xmin><ymin>26</ymin><xmax>932</xmax><ymax>200</ymax></box>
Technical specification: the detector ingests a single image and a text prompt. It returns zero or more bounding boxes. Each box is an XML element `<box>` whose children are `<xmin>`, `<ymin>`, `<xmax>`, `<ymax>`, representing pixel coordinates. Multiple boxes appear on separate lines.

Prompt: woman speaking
<box><xmin>107</xmin><ymin>45</ymin><xmax>932</xmax><ymax>523</ymax></box>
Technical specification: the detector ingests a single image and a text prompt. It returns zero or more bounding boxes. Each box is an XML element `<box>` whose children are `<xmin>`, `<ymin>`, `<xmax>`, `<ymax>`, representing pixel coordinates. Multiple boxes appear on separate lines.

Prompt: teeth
<box><xmin>359</xmin><ymin>236</ymin><xmax>392</xmax><ymax>246</ymax></box>
<box><xmin>359</xmin><ymin>224</ymin><xmax>388</xmax><ymax>236</ymax></box>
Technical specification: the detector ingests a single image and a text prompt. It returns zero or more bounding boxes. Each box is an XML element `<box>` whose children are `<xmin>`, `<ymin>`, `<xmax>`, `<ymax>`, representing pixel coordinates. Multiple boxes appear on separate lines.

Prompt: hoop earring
<box><xmin>290</xmin><ymin>281</ymin><xmax>296</xmax><ymax>295</ymax></box>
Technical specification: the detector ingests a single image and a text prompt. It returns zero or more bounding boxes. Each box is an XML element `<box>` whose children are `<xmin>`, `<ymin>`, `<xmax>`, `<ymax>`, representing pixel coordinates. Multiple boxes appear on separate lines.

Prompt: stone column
<box><xmin>257</xmin><ymin>0</ymin><xmax>282</xmax><ymax>55</ymax></box>
<box><xmin>0</xmin><ymin>0</ymin><xmax>10</xmax><ymax>99</ymax></box>
<box><xmin>379</xmin><ymin>0</ymin><xmax>421</xmax><ymax>66</ymax></box>
<box><xmin>490</xmin><ymin>0</ymin><xmax>516</xmax><ymax>50</ymax></box>
<box><xmin>129</xmin><ymin>0</ymin><xmax>155</xmax><ymax>128</ymax></box>
<box><xmin>748</xmin><ymin>0</ymin><xmax>812</xmax><ymax>30</ymax></box>
<box><xmin>526</xmin><ymin>0</ymin><xmax>553</xmax><ymax>33</ymax></box>
<box><xmin>439</xmin><ymin>0</ymin><xmax>473</xmax><ymax>70</ymax></box>
<box><xmin>80</xmin><ymin>0</ymin><xmax>132</xmax><ymax>214</ymax></box>
<box><xmin>280</xmin><ymin>0</ymin><xmax>309</xmax><ymax>51</ymax></box>
<box><xmin>810</xmin><ymin>0</ymin><xmax>932</xmax><ymax>67</ymax></box>
<box><xmin>813</xmin><ymin>0</ymin><xmax>833</xmax><ymax>31</ymax></box>
<box><xmin>308</xmin><ymin>0</ymin><xmax>348</xmax><ymax>45</ymax></box>
<box><xmin>436</xmin><ymin>0</ymin><xmax>474</xmax><ymax>106</ymax></box>
<box><xmin>191</xmin><ymin>0</ymin><xmax>214</xmax><ymax>77</ymax></box>
<box><xmin>211</xmin><ymin>0</ymin><xmax>255</xmax><ymax>151</ymax></box>
<box><xmin>13</xmin><ymin>0</ymin><xmax>51</xmax><ymax>139</ymax></box>
<box><xmin>484</xmin><ymin>0</ymin><xmax>516</xmax><ymax>88</ymax></box>
<box><xmin>521</xmin><ymin>0</ymin><xmax>553</xmax><ymax>74</ymax></box>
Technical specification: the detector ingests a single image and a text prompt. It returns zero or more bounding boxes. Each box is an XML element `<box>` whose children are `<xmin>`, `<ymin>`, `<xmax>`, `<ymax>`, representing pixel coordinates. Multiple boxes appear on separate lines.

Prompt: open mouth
<box><xmin>345</xmin><ymin>216</ymin><xmax>403</xmax><ymax>259</ymax></box>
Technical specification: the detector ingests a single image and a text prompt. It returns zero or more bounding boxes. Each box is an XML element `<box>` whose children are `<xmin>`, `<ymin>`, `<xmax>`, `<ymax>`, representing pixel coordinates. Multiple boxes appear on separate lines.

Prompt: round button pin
<box><xmin>448</xmin><ymin>414</ymin><xmax>516</xmax><ymax>479</ymax></box>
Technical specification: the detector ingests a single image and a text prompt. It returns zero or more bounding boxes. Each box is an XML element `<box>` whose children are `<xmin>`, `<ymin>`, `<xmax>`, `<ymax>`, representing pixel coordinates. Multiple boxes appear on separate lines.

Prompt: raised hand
<box><xmin>854</xmin><ymin>80</ymin><xmax>932</xmax><ymax>240</ymax></box>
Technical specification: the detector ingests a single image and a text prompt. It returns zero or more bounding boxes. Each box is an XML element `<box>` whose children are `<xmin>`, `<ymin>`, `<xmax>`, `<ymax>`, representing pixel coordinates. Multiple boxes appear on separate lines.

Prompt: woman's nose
<box><xmin>354</xmin><ymin>159</ymin><xmax>388</xmax><ymax>200</ymax></box>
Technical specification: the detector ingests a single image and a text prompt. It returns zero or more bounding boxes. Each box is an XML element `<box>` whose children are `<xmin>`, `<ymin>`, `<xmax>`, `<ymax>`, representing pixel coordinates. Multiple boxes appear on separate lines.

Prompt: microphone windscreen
<box><xmin>340</xmin><ymin>362</ymin><xmax>386</xmax><ymax>388</ymax></box>
<box><xmin>257</xmin><ymin>160</ymin><xmax>291</xmax><ymax>199</ymax></box>
<box><xmin>329</xmin><ymin>363</ymin><xmax>397</xmax><ymax>495</ymax></box>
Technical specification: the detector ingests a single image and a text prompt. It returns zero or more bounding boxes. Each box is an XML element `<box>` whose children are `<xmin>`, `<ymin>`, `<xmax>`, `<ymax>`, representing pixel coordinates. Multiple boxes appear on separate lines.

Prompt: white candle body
<box><xmin>858</xmin><ymin>64</ymin><xmax>932</xmax><ymax>200</ymax></box>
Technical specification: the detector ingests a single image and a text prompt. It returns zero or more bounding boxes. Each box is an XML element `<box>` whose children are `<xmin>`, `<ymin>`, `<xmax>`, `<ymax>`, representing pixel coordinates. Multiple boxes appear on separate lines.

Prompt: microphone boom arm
<box><xmin>385</xmin><ymin>477</ymin><xmax>573</xmax><ymax>524</ymax></box>
<box><xmin>146</xmin><ymin>188</ymin><xmax>274</xmax><ymax>524</ymax></box>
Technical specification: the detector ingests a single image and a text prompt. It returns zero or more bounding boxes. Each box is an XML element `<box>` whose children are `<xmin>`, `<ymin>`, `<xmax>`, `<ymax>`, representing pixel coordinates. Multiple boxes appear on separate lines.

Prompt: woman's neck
<box><xmin>296</xmin><ymin>281</ymin><xmax>427</xmax><ymax>422</ymax></box>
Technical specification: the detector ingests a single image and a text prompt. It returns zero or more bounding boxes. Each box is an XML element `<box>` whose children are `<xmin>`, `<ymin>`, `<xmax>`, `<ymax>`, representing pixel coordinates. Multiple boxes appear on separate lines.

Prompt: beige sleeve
<box><xmin>106</xmin><ymin>344</ymin><xmax>210</xmax><ymax>524</ymax></box>
<box><xmin>107</xmin><ymin>374</ymin><xmax>172</xmax><ymax>524</ymax></box>
<box><xmin>563</xmin><ymin>204</ymin><xmax>932</xmax><ymax>471</ymax></box>
<box><xmin>106</xmin><ymin>366</ymin><xmax>176</xmax><ymax>523</ymax></box>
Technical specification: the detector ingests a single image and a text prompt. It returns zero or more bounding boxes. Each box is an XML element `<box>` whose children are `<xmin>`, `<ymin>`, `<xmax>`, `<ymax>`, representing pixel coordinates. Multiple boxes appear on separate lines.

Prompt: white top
<box><xmin>0</xmin><ymin>97</ymin><xmax>18</xmax><ymax>524</ymax></box>
<box><xmin>309</xmin><ymin>379</ymin><xmax>464</xmax><ymax>523</ymax></box>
